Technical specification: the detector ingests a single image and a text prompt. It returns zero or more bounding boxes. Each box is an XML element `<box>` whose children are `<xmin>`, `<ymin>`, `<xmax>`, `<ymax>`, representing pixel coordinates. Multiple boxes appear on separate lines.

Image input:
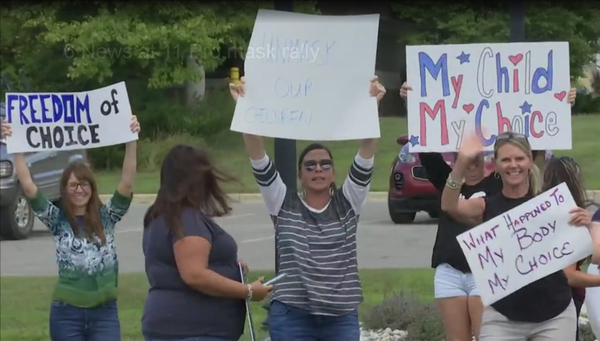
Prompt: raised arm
<box><xmin>230</xmin><ymin>78</ymin><xmax>286</xmax><ymax>216</ymax></box>
<box><xmin>2</xmin><ymin>120</ymin><xmax>60</xmax><ymax>231</ymax></box>
<box><xmin>102</xmin><ymin>116</ymin><xmax>139</xmax><ymax>226</ymax></box>
<box><xmin>440</xmin><ymin>132</ymin><xmax>486</xmax><ymax>224</ymax></box>
<box><xmin>341</xmin><ymin>77</ymin><xmax>386</xmax><ymax>213</ymax></box>
<box><xmin>418</xmin><ymin>153</ymin><xmax>452</xmax><ymax>192</ymax></box>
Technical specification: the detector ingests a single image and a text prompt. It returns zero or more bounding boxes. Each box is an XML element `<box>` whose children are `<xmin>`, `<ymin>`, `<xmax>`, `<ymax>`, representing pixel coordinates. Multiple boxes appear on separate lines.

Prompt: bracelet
<box><xmin>245</xmin><ymin>284</ymin><xmax>253</xmax><ymax>301</ymax></box>
<box><xmin>445</xmin><ymin>175</ymin><xmax>464</xmax><ymax>190</ymax></box>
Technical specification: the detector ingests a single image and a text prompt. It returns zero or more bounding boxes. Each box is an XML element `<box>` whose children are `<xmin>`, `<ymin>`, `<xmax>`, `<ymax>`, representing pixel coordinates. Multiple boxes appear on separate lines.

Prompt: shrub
<box><xmin>580</xmin><ymin>320</ymin><xmax>597</xmax><ymax>341</ymax></box>
<box><xmin>572</xmin><ymin>91</ymin><xmax>600</xmax><ymax>115</ymax></box>
<box><xmin>362</xmin><ymin>290</ymin><xmax>444</xmax><ymax>340</ymax></box>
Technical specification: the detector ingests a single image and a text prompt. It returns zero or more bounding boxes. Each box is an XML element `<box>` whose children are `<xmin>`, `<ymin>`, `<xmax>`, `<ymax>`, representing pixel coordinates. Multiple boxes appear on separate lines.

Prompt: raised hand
<box><xmin>130</xmin><ymin>115</ymin><xmax>141</xmax><ymax>133</ymax></box>
<box><xmin>399</xmin><ymin>82</ymin><xmax>412</xmax><ymax>100</ymax></box>
<box><xmin>229</xmin><ymin>76</ymin><xmax>246</xmax><ymax>102</ymax></box>
<box><xmin>1</xmin><ymin>119</ymin><xmax>11</xmax><ymax>138</ymax></box>
<box><xmin>369</xmin><ymin>76</ymin><xmax>386</xmax><ymax>102</ymax></box>
<box><xmin>458</xmin><ymin>131</ymin><xmax>483</xmax><ymax>160</ymax></box>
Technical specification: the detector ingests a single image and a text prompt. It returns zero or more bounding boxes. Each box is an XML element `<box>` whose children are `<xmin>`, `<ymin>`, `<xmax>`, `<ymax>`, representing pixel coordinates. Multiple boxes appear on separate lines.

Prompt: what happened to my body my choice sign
<box><xmin>230</xmin><ymin>9</ymin><xmax>381</xmax><ymax>141</ymax></box>
<box><xmin>405</xmin><ymin>42</ymin><xmax>572</xmax><ymax>153</ymax></box>
<box><xmin>457</xmin><ymin>183</ymin><xmax>593</xmax><ymax>306</ymax></box>
<box><xmin>4</xmin><ymin>82</ymin><xmax>138</xmax><ymax>154</ymax></box>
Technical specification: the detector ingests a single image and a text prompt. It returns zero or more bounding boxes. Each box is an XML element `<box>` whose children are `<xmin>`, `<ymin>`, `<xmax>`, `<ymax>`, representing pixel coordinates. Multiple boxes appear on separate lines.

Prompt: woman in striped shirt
<box><xmin>229</xmin><ymin>76</ymin><xmax>385</xmax><ymax>341</ymax></box>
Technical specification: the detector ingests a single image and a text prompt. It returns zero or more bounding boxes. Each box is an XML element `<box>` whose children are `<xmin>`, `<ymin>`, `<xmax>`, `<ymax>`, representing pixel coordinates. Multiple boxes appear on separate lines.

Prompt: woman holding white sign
<box><xmin>230</xmin><ymin>76</ymin><xmax>385</xmax><ymax>341</ymax></box>
<box><xmin>440</xmin><ymin>131</ymin><xmax>589</xmax><ymax>340</ymax></box>
<box><xmin>1</xmin><ymin>117</ymin><xmax>139</xmax><ymax>341</ymax></box>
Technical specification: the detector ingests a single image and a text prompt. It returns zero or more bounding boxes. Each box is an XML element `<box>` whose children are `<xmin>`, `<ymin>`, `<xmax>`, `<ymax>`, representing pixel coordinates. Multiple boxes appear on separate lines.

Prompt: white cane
<box><xmin>239</xmin><ymin>263</ymin><xmax>256</xmax><ymax>341</ymax></box>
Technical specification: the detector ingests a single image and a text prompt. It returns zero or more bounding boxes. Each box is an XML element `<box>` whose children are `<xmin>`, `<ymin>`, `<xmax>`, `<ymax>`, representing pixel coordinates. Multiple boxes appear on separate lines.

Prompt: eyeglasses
<box><xmin>303</xmin><ymin>159</ymin><xmax>333</xmax><ymax>171</ymax></box>
<box><xmin>66</xmin><ymin>181</ymin><xmax>91</xmax><ymax>191</ymax></box>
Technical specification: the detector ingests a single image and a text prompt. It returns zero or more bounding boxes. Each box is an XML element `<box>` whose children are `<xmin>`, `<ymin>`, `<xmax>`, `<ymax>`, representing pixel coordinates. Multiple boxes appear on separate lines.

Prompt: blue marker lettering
<box><xmin>418</xmin><ymin>52</ymin><xmax>450</xmax><ymax>97</ymax></box>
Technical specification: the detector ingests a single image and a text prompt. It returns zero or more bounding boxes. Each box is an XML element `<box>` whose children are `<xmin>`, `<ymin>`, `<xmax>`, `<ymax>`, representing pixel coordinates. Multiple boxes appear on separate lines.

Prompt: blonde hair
<box><xmin>493</xmin><ymin>137</ymin><xmax>540</xmax><ymax>196</ymax></box>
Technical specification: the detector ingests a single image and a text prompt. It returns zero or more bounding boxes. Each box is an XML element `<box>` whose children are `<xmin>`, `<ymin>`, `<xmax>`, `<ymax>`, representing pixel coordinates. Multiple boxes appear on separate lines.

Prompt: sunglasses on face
<box><xmin>303</xmin><ymin>159</ymin><xmax>333</xmax><ymax>171</ymax></box>
<box><xmin>66</xmin><ymin>181</ymin><xmax>91</xmax><ymax>191</ymax></box>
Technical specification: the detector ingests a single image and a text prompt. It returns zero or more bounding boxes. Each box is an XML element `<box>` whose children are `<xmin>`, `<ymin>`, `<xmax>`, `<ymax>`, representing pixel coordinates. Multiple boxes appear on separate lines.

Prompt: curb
<box><xmin>100</xmin><ymin>191</ymin><xmax>600</xmax><ymax>205</ymax></box>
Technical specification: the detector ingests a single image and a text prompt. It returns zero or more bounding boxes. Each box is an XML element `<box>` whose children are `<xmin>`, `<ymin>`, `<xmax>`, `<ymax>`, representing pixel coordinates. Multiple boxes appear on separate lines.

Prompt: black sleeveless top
<box><xmin>483</xmin><ymin>193</ymin><xmax>572</xmax><ymax>323</ymax></box>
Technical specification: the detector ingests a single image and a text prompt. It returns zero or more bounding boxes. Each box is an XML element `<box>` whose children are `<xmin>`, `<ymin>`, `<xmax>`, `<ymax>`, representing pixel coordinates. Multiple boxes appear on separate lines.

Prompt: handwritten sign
<box><xmin>406</xmin><ymin>42</ymin><xmax>572</xmax><ymax>152</ymax></box>
<box><xmin>4</xmin><ymin>82</ymin><xmax>137</xmax><ymax>154</ymax></box>
<box><xmin>457</xmin><ymin>182</ymin><xmax>592</xmax><ymax>306</ymax></box>
<box><xmin>230</xmin><ymin>9</ymin><xmax>381</xmax><ymax>141</ymax></box>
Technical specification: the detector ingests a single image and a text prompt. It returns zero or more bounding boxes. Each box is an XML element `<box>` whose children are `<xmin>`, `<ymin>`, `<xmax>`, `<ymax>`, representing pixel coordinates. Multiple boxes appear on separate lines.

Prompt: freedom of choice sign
<box><xmin>4</xmin><ymin>81</ymin><xmax>138</xmax><ymax>154</ymax></box>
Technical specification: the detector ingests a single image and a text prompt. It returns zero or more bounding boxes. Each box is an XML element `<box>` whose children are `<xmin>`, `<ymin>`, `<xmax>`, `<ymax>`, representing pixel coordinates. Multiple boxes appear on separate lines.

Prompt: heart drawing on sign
<box><xmin>508</xmin><ymin>54</ymin><xmax>523</xmax><ymax>65</ymax></box>
<box><xmin>554</xmin><ymin>91</ymin><xmax>567</xmax><ymax>102</ymax></box>
<box><xmin>463</xmin><ymin>103</ymin><xmax>475</xmax><ymax>114</ymax></box>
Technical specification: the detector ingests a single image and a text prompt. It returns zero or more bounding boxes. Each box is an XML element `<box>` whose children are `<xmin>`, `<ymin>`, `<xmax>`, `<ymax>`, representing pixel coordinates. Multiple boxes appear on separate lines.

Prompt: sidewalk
<box><xmin>101</xmin><ymin>190</ymin><xmax>600</xmax><ymax>204</ymax></box>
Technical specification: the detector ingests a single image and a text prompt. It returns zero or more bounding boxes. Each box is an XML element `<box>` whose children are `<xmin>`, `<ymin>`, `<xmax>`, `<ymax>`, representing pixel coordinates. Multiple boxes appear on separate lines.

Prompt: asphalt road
<box><xmin>0</xmin><ymin>201</ymin><xmax>439</xmax><ymax>276</ymax></box>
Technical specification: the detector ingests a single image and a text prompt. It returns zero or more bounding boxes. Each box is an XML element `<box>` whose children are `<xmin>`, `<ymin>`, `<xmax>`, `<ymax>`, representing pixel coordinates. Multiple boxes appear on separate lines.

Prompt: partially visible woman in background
<box><xmin>542</xmin><ymin>156</ymin><xmax>599</xmax><ymax>341</ymax></box>
<box><xmin>1</xmin><ymin>117</ymin><xmax>139</xmax><ymax>341</ymax></box>
<box><xmin>141</xmin><ymin>144</ymin><xmax>272</xmax><ymax>341</ymax></box>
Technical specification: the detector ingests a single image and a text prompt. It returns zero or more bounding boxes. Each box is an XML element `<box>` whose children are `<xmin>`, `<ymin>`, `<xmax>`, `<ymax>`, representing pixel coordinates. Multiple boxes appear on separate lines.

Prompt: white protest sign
<box><xmin>4</xmin><ymin>81</ymin><xmax>137</xmax><ymax>154</ymax></box>
<box><xmin>457</xmin><ymin>182</ymin><xmax>593</xmax><ymax>306</ymax></box>
<box><xmin>230</xmin><ymin>9</ymin><xmax>381</xmax><ymax>141</ymax></box>
<box><xmin>406</xmin><ymin>42</ymin><xmax>571</xmax><ymax>152</ymax></box>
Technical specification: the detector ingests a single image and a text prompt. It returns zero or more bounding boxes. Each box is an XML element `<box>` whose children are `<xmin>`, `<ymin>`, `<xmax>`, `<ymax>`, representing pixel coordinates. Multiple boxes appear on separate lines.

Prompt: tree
<box><xmin>392</xmin><ymin>2</ymin><xmax>600</xmax><ymax>79</ymax></box>
<box><xmin>7</xmin><ymin>2</ymin><xmax>318</xmax><ymax>89</ymax></box>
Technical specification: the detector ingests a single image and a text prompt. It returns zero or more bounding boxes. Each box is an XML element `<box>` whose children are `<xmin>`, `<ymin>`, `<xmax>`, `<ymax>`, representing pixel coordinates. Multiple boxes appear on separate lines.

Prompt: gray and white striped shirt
<box><xmin>250</xmin><ymin>152</ymin><xmax>373</xmax><ymax>316</ymax></box>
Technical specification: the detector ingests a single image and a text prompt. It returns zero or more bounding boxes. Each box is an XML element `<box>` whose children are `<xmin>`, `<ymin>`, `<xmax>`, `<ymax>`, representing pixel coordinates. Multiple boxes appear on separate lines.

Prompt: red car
<box><xmin>387</xmin><ymin>135</ymin><xmax>495</xmax><ymax>224</ymax></box>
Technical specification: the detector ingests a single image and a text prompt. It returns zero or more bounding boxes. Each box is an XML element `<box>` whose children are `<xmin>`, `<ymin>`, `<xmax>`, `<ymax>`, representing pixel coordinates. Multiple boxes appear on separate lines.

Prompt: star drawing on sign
<box><xmin>409</xmin><ymin>135</ymin><xmax>420</xmax><ymax>147</ymax></box>
<box><xmin>457</xmin><ymin>52</ymin><xmax>470</xmax><ymax>64</ymax></box>
<box><xmin>519</xmin><ymin>101</ymin><xmax>532</xmax><ymax>114</ymax></box>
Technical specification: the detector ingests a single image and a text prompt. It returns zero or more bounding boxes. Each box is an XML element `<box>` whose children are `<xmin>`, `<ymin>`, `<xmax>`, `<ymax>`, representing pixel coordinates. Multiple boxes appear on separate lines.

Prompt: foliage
<box><xmin>362</xmin><ymin>290</ymin><xmax>444</xmax><ymax>340</ymax></box>
<box><xmin>392</xmin><ymin>2</ymin><xmax>600</xmax><ymax>79</ymax></box>
<box><xmin>572</xmin><ymin>91</ymin><xmax>600</xmax><ymax>115</ymax></box>
<box><xmin>5</xmin><ymin>2</ymin><xmax>318</xmax><ymax>89</ymax></box>
<box><xmin>579</xmin><ymin>321</ymin><xmax>596</xmax><ymax>341</ymax></box>
<box><xmin>88</xmin><ymin>85</ymin><xmax>234</xmax><ymax>170</ymax></box>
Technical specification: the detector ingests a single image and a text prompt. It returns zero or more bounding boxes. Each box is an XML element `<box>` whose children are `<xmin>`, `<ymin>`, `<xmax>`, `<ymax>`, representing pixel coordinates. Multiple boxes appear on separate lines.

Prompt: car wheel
<box><xmin>388</xmin><ymin>198</ymin><xmax>417</xmax><ymax>224</ymax></box>
<box><xmin>0</xmin><ymin>189</ymin><xmax>34</xmax><ymax>240</ymax></box>
<box><xmin>390</xmin><ymin>212</ymin><xmax>416</xmax><ymax>224</ymax></box>
<box><xmin>428</xmin><ymin>211</ymin><xmax>440</xmax><ymax>219</ymax></box>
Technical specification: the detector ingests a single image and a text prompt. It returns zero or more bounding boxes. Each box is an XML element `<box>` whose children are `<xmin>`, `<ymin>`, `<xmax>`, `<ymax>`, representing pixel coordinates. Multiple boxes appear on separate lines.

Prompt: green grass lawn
<box><xmin>0</xmin><ymin>269</ymin><xmax>434</xmax><ymax>341</ymax></box>
<box><xmin>95</xmin><ymin>115</ymin><xmax>600</xmax><ymax>194</ymax></box>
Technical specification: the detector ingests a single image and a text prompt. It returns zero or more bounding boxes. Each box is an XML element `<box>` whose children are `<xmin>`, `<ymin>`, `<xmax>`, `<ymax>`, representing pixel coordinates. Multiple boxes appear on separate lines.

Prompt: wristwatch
<box><xmin>445</xmin><ymin>174</ymin><xmax>464</xmax><ymax>190</ymax></box>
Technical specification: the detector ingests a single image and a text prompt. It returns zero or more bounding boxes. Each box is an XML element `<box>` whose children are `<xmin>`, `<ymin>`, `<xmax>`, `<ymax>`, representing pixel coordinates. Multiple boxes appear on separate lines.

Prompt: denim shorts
<box><xmin>434</xmin><ymin>263</ymin><xmax>479</xmax><ymax>299</ymax></box>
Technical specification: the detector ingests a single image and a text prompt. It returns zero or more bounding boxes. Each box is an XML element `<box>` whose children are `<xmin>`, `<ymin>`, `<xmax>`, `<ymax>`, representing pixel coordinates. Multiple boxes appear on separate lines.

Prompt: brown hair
<box><xmin>59</xmin><ymin>162</ymin><xmax>105</xmax><ymax>244</ymax></box>
<box><xmin>143</xmin><ymin>144</ymin><xmax>239</xmax><ymax>240</ymax></box>
<box><xmin>493</xmin><ymin>135</ymin><xmax>540</xmax><ymax>196</ymax></box>
<box><xmin>543</xmin><ymin>156</ymin><xmax>595</xmax><ymax>208</ymax></box>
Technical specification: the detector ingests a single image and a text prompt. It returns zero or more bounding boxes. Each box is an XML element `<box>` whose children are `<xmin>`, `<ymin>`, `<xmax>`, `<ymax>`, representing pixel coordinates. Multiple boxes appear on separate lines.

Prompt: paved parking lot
<box><xmin>0</xmin><ymin>200</ymin><xmax>439</xmax><ymax>276</ymax></box>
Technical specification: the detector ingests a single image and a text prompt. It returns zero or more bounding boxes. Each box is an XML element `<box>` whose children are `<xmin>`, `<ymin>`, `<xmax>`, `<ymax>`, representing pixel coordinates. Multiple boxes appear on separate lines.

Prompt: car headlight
<box><xmin>0</xmin><ymin>160</ymin><xmax>13</xmax><ymax>178</ymax></box>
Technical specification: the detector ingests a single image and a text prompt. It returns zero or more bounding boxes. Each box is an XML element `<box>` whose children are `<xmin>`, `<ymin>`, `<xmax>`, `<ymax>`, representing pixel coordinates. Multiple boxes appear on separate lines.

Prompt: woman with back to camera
<box><xmin>440</xmin><ymin>130</ymin><xmax>595</xmax><ymax>340</ymax></box>
<box><xmin>141</xmin><ymin>144</ymin><xmax>273</xmax><ymax>341</ymax></box>
<box><xmin>229</xmin><ymin>76</ymin><xmax>386</xmax><ymax>341</ymax></box>
<box><xmin>1</xmin><ymin>117</ymin><xmax>139</xmax><ymax>341</ymax></box>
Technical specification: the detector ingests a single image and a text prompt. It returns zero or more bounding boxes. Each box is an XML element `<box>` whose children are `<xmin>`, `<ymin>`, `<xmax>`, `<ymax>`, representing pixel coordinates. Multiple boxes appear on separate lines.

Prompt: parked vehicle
<box><xmin>0</xmin><ymin>73</ymin><xmax>87</xmax><ymax>240</ymax></box>
<box><xmin>387</xmin><ymin>135</ymin><xmax>494</xmax><ymax>224</ymax></box>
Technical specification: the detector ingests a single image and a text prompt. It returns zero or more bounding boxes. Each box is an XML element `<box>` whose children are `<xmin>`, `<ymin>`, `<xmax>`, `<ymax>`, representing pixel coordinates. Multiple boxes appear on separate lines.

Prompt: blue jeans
<box><xmin>49</xmin><ymin>300</ymin><xmax>120</xmax><ymax>341</ymax></box>
<box><xmin>268</xmin><ymin>300</ymin><xmax>360</xmax><ymax>341</ymax></box>
<box><xmin>146</xmin><ymin>336</ymin><xmax>236</xmax><ymax>341</ymax></box>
